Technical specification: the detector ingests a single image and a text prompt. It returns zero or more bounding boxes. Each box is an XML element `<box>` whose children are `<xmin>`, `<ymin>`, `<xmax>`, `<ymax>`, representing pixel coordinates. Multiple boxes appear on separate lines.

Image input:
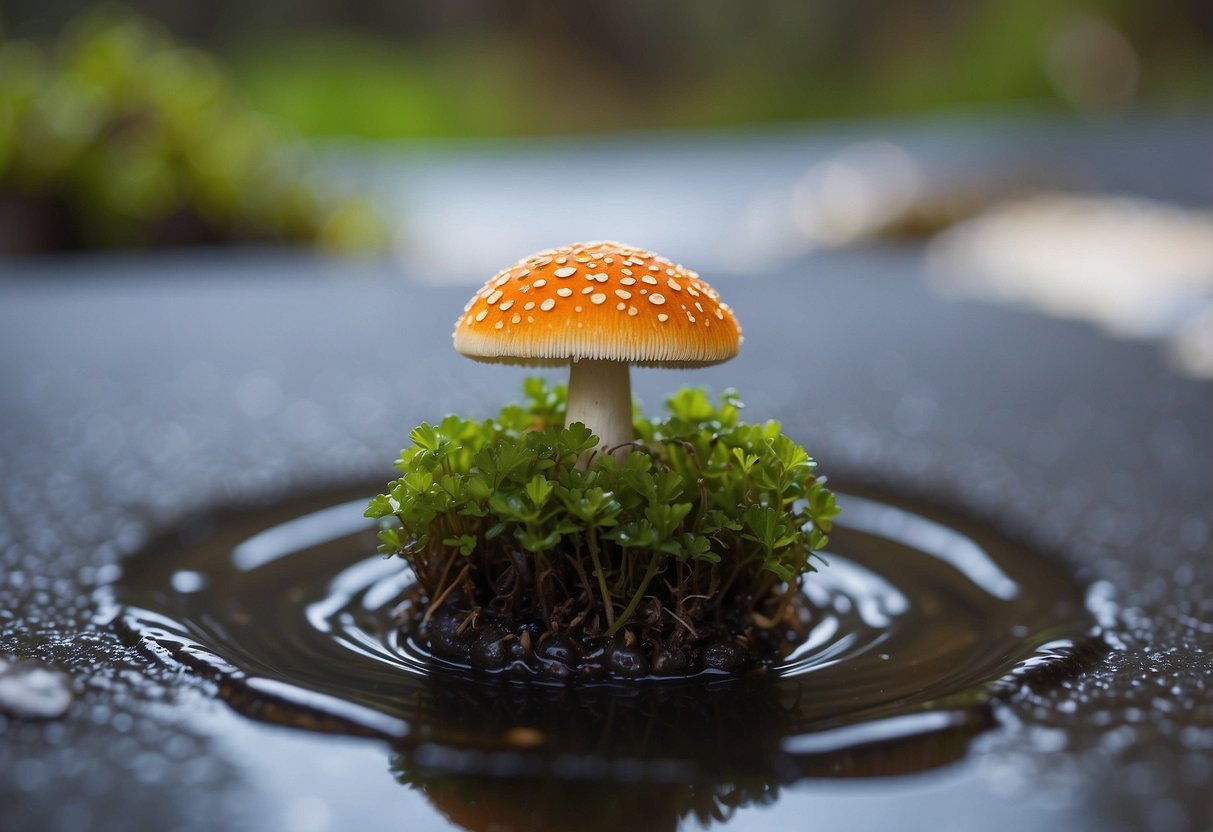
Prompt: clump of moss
<box><xmin>365</xmin><ymin>379</ymin><xmax>837</xmax><ymax>678</ymax></box>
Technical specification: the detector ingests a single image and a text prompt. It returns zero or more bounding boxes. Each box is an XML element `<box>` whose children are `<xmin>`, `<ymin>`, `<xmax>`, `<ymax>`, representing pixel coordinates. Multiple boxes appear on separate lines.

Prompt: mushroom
<box><xmin>453</xmin><ymin>241</ymin><xmax>742</xmax><ymax>453</ymax></box>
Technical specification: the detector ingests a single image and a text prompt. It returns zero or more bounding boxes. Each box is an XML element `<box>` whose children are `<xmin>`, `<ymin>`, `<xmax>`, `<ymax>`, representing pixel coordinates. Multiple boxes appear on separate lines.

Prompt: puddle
<box><xmin>101</xmin><ymin>485</ymin><xmax>1100</xmax><ymax>829</ymax></box>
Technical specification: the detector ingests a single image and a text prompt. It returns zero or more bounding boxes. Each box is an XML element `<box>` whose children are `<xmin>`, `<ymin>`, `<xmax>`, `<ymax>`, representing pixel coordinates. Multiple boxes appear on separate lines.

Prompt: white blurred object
<box><xmin>927</xmin><ymin>193</ymin><xmax>1213</xmax><ymax>376</ymax></box>
<box><xmin>790</xmin><ymin>141</ymin><xmax>924</xmax><ymax>248</ymax></box>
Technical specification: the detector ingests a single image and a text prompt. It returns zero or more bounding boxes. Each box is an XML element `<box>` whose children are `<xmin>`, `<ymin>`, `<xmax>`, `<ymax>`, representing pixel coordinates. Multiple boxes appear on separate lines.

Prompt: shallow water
<box><xmin>101</xmin><ymin>485</ymin><xmax>1099</xmax><ymax>828</ymax></box>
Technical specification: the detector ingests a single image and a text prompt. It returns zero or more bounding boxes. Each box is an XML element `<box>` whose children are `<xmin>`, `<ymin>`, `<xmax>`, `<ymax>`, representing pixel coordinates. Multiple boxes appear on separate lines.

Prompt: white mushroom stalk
<box><xmin>566</xmin><ymin>358</ymin><xmax>633</xmax><ymax>454</ymax></box>
<box><xmin>452</xmin><ymin>241</ymin><xmax>742</xmax><ymax>456</ymax></box>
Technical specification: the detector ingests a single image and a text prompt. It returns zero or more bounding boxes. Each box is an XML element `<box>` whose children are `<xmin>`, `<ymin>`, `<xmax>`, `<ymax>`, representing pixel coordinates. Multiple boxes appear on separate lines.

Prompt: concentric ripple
<box><xmin>103</xmin><ymin>486</ymin><xmax>1100</xmax><ymax>783</ymax></box>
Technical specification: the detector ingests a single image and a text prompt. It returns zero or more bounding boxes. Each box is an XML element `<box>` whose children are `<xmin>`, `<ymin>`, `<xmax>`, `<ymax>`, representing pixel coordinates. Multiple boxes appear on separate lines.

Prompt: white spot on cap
<box><xmin>620</xmin><ymin>277</ymin><xmax>636</xmax><ymax>285</ymax></box>
<box><xmin>627</xmin><ymin>306</ymin><xmax>638</xmax><ymax>317</ymax></box>
<box><xmin>524</xmin><ymin>301</ymin><xmax>536</xmax><ymax>310</ymax></box>
<box><xmin>487</xmin><ymin>290</ymin><xmax>503</xmax><ymax>304</ymax></box>
<box><xmin>540</xmin><ymin>298</ymin><xmax>556</xmax><ymax>312</ymax></box>
<box><xmin>475</xmin><ymin>309</ymin><xmax>488</xmax><ymax>322</ymax></box>
<box><xmin>615</xmin><ymin>289</ymin><xmax>632</xmax><ymax>299</ymax></box>
<box><xmin>657</xmin><ymin>313</ymin><xmax>669</xmax><ymax>322</ymax></box>
<box><xmin>590</xmin><ymin>293</ymin><xmax>607</xmax><ymax>305</ymax></box>
<box><xmin>554</xmin><ymin>267</ymin><xmax>577</xmax><ymax>278</ymax></box>
<box><xmin>495</xmin><ymin>320</ymin><xmax>504</xmax><ymax>330</ymax></box>
<box><xmin>556</xmin><ymin>287</ymin><xmax>572</xmax><ymax>297</ymax></box>
<box><xmin>533</xmin><ymin>279</ymin><xmax>547</xmax><ymax>288</ymax></box>
<box><xmin>648</xmin><ymin>293</ymin><xmax>666</xmax><ymax>305</ymax></box>
<box><xmin>616</xmin><ymin>302</ymin><xmax>626</xmax><ymax>310</ymax></box>
<box><xmin>667</xmin><ymin>279</ymin><xmax>682</xmax><ymax>292</ymax></box>
<box><xmin>499</xmin><ymin>299</ymin><xmax>514</xmax><ymax>311</ymax></box>
<box><xmin>641</xmin><ymin>275</ymin><xmax>658</xmax><ymax>285</ymax></box>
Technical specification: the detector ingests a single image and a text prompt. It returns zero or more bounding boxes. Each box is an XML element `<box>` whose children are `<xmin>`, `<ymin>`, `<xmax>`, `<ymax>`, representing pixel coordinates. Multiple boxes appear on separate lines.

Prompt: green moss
<box><xmin>366</xmin><ymin>379</ymin><xmax>837</xmax><ymax>650</ymax></box>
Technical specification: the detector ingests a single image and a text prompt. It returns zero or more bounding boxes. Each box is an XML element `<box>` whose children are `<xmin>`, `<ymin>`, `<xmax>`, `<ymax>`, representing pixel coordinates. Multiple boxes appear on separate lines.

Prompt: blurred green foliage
<box><xmin>231</xmin><ymin>0</ymin><xmax>1211</xmax><ymax>139</ymax></box>
<box><xmin>0</xmin><ymin>7</ymin><xmax>386</xmax><ymax>253</ymax></box>
<box><xmin>1</xmin><ymin>1</ymin><xmax>1204</xmax><ymax>251</ymax></box>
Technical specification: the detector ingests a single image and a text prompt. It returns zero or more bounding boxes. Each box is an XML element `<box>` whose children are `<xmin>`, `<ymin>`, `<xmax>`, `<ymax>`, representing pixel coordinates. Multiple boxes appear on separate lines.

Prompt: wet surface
<box><xmin>0</xmin><ymin>658</ymin><xmax>76</xmax><ymax>720</ymax></box>
<box><xmin>1</xmin><ymin>223</ymin><xmax>1212</xmax><ymax>827</ymax></box>
<box><xmin>106</xmin><ymin>487</ymin><xmax>1097</xmax><ymax>782</ymax></box>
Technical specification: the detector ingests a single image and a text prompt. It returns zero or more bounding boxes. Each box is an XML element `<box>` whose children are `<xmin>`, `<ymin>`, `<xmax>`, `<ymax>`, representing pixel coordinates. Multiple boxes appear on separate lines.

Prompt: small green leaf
<box><xmin>401</xmin><ymin>470</ymin><xmax>433</xmax><ymax>494</ymax></box>
<box><xmin>524</xmin><ymin>474</ymin><xmax>554</xmax><ymax>510</ymax></box>
<box><xmin>364</xmin><ymin>494</ymin><xmax>393</xmax><ymax>518</ymax></box>
<box><xmin>559</xmin><ymin>422</ymin><xmax>599</xmax><ymax>457</ymax></box>
<box><xmin>442</xmin><ymin>534</ymin><xmax>478</xmax><ymax>556</ymax></box>
<box><xmin>377</xmin><ymin>527</ymin><xmax>402</xmax><ymax>551</ymax></box>
<box><xmin>409</xmin><ymin>423</ymin><xmax>444</xmax><ymax>453</ymax></box>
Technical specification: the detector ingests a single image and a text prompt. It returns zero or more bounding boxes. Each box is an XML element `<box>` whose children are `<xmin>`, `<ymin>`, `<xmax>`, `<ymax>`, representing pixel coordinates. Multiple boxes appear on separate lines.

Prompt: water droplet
<box><xmin>170</xmin><ymin>570</ymin><xmax>207</xmax><ymax>593</ymax></box>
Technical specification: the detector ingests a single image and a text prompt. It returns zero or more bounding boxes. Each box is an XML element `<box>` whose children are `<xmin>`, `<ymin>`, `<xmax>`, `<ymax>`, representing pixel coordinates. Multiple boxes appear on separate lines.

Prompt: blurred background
<box><xmin>5</xmin><ymin>0</ymin><xmax>1210</xmax><ymax>142</ymax></box>
<box><xmin>1</xmin><ymin>1</ymin><xmax>1211</xmax><ymax>371</ymax></box>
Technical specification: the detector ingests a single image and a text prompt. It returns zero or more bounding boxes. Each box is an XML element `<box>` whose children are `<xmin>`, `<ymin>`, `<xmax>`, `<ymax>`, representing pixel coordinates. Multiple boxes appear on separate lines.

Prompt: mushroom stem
<box><xmin>566</xmin><ymin>359</ymin><xmax>633</xmax><ymax>454</ymax></box>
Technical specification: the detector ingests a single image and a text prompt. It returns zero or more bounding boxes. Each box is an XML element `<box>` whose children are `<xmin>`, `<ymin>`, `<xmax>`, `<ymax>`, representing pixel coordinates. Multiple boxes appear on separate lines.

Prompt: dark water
<box><xmin>102</xmin><ymin>486</ymin><xmax>1099</xmax><ymax>831</ymax></box>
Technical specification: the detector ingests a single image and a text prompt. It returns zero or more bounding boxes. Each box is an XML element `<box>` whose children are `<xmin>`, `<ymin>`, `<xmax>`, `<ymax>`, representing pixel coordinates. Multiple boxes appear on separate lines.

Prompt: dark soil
<box><xmin>394</xmin><ymin>583</ymin><xmax>808</xmax><ymax>679</ymax></box>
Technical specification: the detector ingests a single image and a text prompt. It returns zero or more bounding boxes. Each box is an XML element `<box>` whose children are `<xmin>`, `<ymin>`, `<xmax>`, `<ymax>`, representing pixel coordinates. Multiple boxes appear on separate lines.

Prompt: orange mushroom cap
<box><xmin>453</xmin><ymin>241</ymin><xmax>742</xmax><ymax>368</ymax></box>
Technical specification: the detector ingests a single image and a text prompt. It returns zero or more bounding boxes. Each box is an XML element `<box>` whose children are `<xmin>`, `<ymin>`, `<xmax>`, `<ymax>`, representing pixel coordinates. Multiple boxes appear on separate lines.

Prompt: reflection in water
<box><xmin>104</xmin><ymin>486</ymin><xmax>1100</xmax><ymax>831</ymax></box>
<box><xmin>841</xmin><ymin>494</ymin><xmax>1019</xmax><ymax>600</ymax></box>
<box><xmin>385</xmin><ymin>671</ymin><xmax>991</xmax><ymax>832</ymax></box>
<box><xmin>391</xmin><ymin>725</ymin><xmax>985</xmax><ymax>832</ymax></box>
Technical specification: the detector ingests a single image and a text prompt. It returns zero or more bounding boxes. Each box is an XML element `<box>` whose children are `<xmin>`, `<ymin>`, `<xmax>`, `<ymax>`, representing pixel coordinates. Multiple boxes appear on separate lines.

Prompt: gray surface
<box><xmin>349</xmin><ymin>114</ymin><xmax>1213</xmax><ymax>281</ymax></box>
<box><xmin>0</xmin><ymin>243</ymin><xmax>1210</xmax><ymax>831</ymax></box>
